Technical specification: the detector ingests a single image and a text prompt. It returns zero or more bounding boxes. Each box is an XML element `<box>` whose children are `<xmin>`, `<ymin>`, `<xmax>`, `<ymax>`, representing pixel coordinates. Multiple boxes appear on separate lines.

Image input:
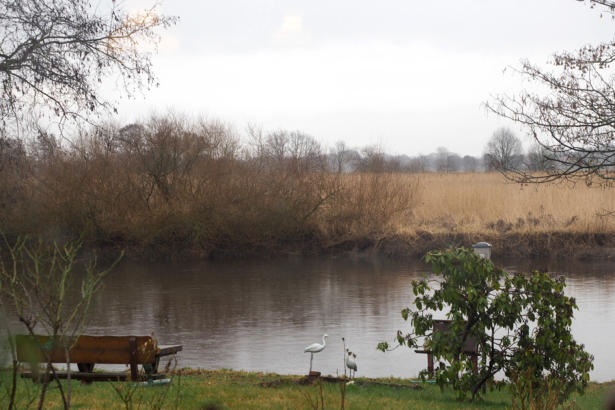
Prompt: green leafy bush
<box><xmin>378</xmin><ymin>247</ymin><xmax>593</xmax><ymax>401</ymax></box>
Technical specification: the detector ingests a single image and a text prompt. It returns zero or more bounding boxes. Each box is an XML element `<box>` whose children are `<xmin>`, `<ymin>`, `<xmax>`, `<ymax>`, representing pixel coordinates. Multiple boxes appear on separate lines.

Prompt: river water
<box><xmin>44</xmin><ymin>256</ymin><xmax>615</xmax><ymax>381</ymax></box>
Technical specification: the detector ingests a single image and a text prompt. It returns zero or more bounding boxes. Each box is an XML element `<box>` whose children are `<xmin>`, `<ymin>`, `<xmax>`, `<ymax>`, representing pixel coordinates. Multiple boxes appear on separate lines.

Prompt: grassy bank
<box><xmin>1</xmin><ymin>369</ymin><xmax>611</xmax><ymax>409</ymax></box>
<box><xmin>3</xmin><ymin>116</ymin><xmax>615</xmax><ymax>259</ymax></box>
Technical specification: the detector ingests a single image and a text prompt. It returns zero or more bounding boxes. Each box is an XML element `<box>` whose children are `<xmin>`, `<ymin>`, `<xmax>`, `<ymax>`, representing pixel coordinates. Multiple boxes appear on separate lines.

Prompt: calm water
<box><xmin>22</xmin><ymin>256</ymin><xmax>615</xmax><ymax>381</ymax></box>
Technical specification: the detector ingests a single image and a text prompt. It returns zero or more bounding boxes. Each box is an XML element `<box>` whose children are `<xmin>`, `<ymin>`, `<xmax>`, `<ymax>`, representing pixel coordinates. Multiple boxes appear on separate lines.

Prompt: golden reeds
<box><xmin>400</xmin><ymin>173</ymin><xmax>615</xmax><ymax>235</ymax></box>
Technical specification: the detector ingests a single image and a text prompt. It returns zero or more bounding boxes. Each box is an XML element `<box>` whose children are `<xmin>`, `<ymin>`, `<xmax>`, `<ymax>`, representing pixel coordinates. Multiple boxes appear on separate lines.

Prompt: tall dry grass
<box><xmin>398</xmin><ymin>173</ymin><xmax>615</xmax><ymax>235</ymax></box>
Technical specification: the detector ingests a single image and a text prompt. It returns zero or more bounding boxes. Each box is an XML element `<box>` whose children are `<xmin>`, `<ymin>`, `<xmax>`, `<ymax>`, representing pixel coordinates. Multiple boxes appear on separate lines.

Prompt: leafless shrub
<box><xmin>0</xmin><ymin>114</ymin><xmax>422</xmax><ymax>256</ymax></box>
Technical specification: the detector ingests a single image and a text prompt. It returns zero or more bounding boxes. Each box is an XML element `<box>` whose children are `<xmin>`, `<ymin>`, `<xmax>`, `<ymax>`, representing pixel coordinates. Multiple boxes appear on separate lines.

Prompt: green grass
<box><xmin>0</xmin><ymin>369</ymin><xmax>611</xmax><ymax>409</ymax></box>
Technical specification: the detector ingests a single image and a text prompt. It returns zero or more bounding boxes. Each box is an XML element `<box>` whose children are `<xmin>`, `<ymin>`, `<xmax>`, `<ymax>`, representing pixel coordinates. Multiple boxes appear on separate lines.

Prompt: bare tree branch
<box><xmin>0</xmin><ymin>0</ymin><xmax>177</xmax><ymax>134</ymax></box>
<box><xmin>486</xmin><ymin>1</ymin><xmax>615</xmax><ymax>184</ymax></box>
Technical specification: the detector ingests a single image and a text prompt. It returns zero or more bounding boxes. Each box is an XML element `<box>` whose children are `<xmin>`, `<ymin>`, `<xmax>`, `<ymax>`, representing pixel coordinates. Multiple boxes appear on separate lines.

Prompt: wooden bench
<box><xmin>16</xmin><ymin>334</ymin><xmax>182</xmax><ymax>382</ymax></box>
<box><xmin>414</xmin><ymin>320</ymin><xmax>479</xmax><ymax>377</ymax></box>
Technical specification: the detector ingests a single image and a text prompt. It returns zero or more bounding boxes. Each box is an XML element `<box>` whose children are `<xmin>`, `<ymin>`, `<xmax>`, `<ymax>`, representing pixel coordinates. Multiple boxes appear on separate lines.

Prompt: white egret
<box><xmin>304</xmin><ymin>334</ymin><xmax>327</xmax><ymax>373</ymax></box>
<box><xmin>345</xmin><ymin>349</ymin><xmax>357</xmax><ymax>378</ymax></box>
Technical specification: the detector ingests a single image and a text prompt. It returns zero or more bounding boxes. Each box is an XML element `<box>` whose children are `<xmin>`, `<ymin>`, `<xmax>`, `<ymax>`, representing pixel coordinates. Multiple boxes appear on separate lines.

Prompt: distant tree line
<box><xmin>325</xmin><ymin>127</ymin><xmax>555</xmax><ymax>174</ymax></box>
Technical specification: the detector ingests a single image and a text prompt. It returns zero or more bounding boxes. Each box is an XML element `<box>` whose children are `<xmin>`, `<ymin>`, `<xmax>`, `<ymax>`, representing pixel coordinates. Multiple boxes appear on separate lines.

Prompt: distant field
<box><xmin>394</xmin><ymin>172</ymin><xmax>615</xmax><ymax>235</ymax></box>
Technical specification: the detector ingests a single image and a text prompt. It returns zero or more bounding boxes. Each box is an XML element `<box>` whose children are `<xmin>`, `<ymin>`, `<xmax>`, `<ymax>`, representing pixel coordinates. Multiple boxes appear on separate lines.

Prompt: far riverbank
<box><xmin>87</xmin><ymin>230</ymin><xmax>615</xmax><ymax>262</ymax></box>
<box><xmin>5</xmin><ymin>171</ymin><xmax>615</xmax><ymax>262</ymax></box>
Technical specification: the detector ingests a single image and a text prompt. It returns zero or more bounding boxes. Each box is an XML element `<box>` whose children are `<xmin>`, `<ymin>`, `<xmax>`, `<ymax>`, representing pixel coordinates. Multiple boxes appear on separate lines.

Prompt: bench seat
<box><xmin>16</xmin><ymin>334</ymin><xmax>182</xmax><ymax>382</ymax></box>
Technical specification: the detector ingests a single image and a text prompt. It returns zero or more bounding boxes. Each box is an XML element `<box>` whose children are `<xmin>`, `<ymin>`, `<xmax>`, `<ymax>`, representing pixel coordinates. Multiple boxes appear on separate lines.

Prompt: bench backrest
<box><xmin>433</xmin><ymin>320</ymin><xmax>478</xmax><ymax>353</ymax></box>
<box><xmin>16</xmin><ymin>335</ymin><xmax>158</xmax><ymax>365</ymax></box>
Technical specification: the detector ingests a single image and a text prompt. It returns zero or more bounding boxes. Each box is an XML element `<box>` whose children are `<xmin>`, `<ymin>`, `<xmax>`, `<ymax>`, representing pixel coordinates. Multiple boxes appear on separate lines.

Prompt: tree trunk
<box><xmin>8</xmin><ymin>359</ymin><xmax>17</xmax><ymax>410</ymax></box>
<box><xmin>37</xmin><ymin>365</ymin><xmax>51</xmax><ymax>410</ymax></box>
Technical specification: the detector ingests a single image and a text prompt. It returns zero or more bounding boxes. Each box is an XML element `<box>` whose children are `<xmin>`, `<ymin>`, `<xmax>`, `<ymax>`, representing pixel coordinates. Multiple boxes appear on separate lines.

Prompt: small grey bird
<box><xmin>345</xmin><ymin>349</ymin><xmax>357</xmax><ymax>378</ymax></box>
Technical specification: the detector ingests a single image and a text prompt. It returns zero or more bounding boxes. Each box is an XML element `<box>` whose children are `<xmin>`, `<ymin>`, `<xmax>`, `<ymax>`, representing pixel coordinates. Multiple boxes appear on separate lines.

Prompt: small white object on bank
<box><xmin>472</xmin><ymin>242</ymin><xmax>492</xmax><ymax>260</ymax></box>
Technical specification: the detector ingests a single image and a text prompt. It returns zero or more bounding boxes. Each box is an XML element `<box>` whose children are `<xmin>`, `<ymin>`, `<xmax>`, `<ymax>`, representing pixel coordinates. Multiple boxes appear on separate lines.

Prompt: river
<box><xmin>63</xmin><ymin>255</ymin><xmax>614</xmax><ymax>382</ymax></box>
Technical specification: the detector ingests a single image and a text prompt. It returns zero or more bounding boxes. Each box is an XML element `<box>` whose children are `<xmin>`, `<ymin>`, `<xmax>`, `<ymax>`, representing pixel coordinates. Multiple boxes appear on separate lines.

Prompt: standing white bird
<box><xmin>304</xmin><ymin>334</ymin><xmax>328</xmax><ymax>373</ymax></box>
<box><xmin>345</xmin><ymin>349</ymin><xmax>357</xmax><ymax>378</ymax></box>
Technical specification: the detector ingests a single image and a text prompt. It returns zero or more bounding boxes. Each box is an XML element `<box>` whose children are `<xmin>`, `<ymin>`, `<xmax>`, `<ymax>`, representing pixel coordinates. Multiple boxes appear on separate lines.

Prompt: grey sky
<box><xmin>114</xmin><ymin>0</ymin><xmax>615</xmax><ymax>156</ymax></box>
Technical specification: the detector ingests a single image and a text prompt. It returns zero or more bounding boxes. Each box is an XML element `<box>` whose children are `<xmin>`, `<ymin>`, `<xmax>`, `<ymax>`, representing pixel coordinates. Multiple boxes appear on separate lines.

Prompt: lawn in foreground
<box><xmin>1</xmin><ymin>369</ymin><xmax>612</xmax><ymax>409</ymax></box>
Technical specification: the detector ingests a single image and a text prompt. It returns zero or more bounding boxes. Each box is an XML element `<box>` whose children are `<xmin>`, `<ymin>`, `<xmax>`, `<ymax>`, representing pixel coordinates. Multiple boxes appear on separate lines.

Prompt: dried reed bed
<box><xmin>401</xmin><ymin>173</ymin><xmax>615</xmax><ymax>235</ymax></box>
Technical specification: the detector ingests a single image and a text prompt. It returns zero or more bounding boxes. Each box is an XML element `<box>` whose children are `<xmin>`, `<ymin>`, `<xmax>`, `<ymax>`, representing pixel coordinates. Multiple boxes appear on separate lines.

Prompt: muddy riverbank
<box><xmin>88</xmin><ymin>230</ymin><xmax>615</xmax><ymax>262</ymax></box>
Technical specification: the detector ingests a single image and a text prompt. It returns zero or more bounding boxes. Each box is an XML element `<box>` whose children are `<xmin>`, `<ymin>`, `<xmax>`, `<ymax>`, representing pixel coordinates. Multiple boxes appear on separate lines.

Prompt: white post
<box><xmin>472</xmin><ymin>242</ymin><xmax>492</xmax><ymax>260</ymax></box>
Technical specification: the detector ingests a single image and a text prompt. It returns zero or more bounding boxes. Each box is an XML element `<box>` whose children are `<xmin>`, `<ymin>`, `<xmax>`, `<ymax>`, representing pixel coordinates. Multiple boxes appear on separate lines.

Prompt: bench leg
<box><xmin>129</xmin><ymin>337</ymin><xmax>138</xmax><ymax>382</ymax></box>
<box><xmin>427</xmin><ymin>353</ymin><xmax>434</xmax><ymax>378</ymax></box>
<box><xmin>77</xmin><ymin>363</ymin><xmax>95</xmax><ymax>385</ymax></box>
<box><xmin>77</xmin><ymin>363</ymin><xmax>95</xmax><ymax>372</ymax></box>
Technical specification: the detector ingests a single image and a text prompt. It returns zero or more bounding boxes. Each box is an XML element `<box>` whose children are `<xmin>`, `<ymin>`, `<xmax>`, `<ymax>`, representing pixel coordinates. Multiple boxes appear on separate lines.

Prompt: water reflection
<box><xmin>10</xmin><ymin>256</ymin><xmax>615</xmax><ymax>381</ymax></box>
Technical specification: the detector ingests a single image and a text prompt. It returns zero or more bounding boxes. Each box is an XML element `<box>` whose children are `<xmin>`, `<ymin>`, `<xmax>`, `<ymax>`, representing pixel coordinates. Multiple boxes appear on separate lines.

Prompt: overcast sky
<box><xmin>113</xmin><ymin>0</ymin><xmax>615</xmax><ymax>156</ymax></box>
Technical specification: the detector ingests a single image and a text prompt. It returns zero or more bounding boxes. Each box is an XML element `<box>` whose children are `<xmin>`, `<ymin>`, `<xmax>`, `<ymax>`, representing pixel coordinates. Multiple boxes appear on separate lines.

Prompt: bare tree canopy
<box><xmin>487</xmin><ymin>0</ymin><xmax>615</xmax><ymax>183</ymax></box>
<box><xmin>581</xmin><ymin>0</ymin><xmax>615</xmax><ymax>10</ymax></box>
<box><xmin>483</xmin><ymin>128</ymin><xmax>523</xmax><ymax>171</ymax></box>
<box><xmin>0</xmin><ymin>0</ymin><xmax>177</xmax><ymax>133</ymax></box>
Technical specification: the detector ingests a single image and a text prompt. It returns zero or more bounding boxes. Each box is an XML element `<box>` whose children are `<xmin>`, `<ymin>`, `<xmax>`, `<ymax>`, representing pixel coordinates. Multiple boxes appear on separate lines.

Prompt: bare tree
<box><xmin>581</xmin><ymin>0</ymin><xmax>615</xmax><ymax>10</ymax></box>
<box><xmin>0</xmin><ymin>134</ymin><xmax>27</xmax><ymax>210</ymax></box>
<box><xmin>331</xmin><ymin>140</ymin><xmax>349</xmax><ymax>173</ymax></box>
<box><xmin>0</xmin><ymin>236</ymin><xmax>121</xmax><ymax>409</ymax></box>
<box><xmin>446</xmin><ymin>153</ymin><xmax>461</xmax><ymax>173</ymax></box>
<box><xmin>356</xmin><ymin>145</ymin><xmax>388</xmax><ymax>173</ymax></box>
<box><xmin>525</xmin><ymin>142</ymin><xmax>556</xmax><ymax>172</ymax></box>
<box><xmin>258</xmin><ymin>130</ymin><xmax>324</xmax><ymax>174</ymax></box>
<box><xmin>435</xmin><ymin>146</ymin><xmax>459</xmax><ymax>173</ymax></box>
<box><xmin>461</xmin><ymin>155</ymin><xmax>480</xmax><ymax>172</ymax></box>
<box><xmin>483</xmin><ymin>128</ymin><xmax>523</xmax><ymax>171</ymax></box>
<box><xmin>0</xmin><ymin>0</ymin><xmax>177</xmax><ymax>133</ymax></box>
<box><xmin>113</xmin><ymin>115</ymin><xmax>240</xmax><ymax>206</ymax></box>
<box><xmin>407</xmin><ymin>155</ymin><xmax>427</xmax><ymax>173</ymax></box>
<box><xmin>487</xmin><ymin>0</ymin><xmax>615</xmax><ymax>182</ymax></box>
